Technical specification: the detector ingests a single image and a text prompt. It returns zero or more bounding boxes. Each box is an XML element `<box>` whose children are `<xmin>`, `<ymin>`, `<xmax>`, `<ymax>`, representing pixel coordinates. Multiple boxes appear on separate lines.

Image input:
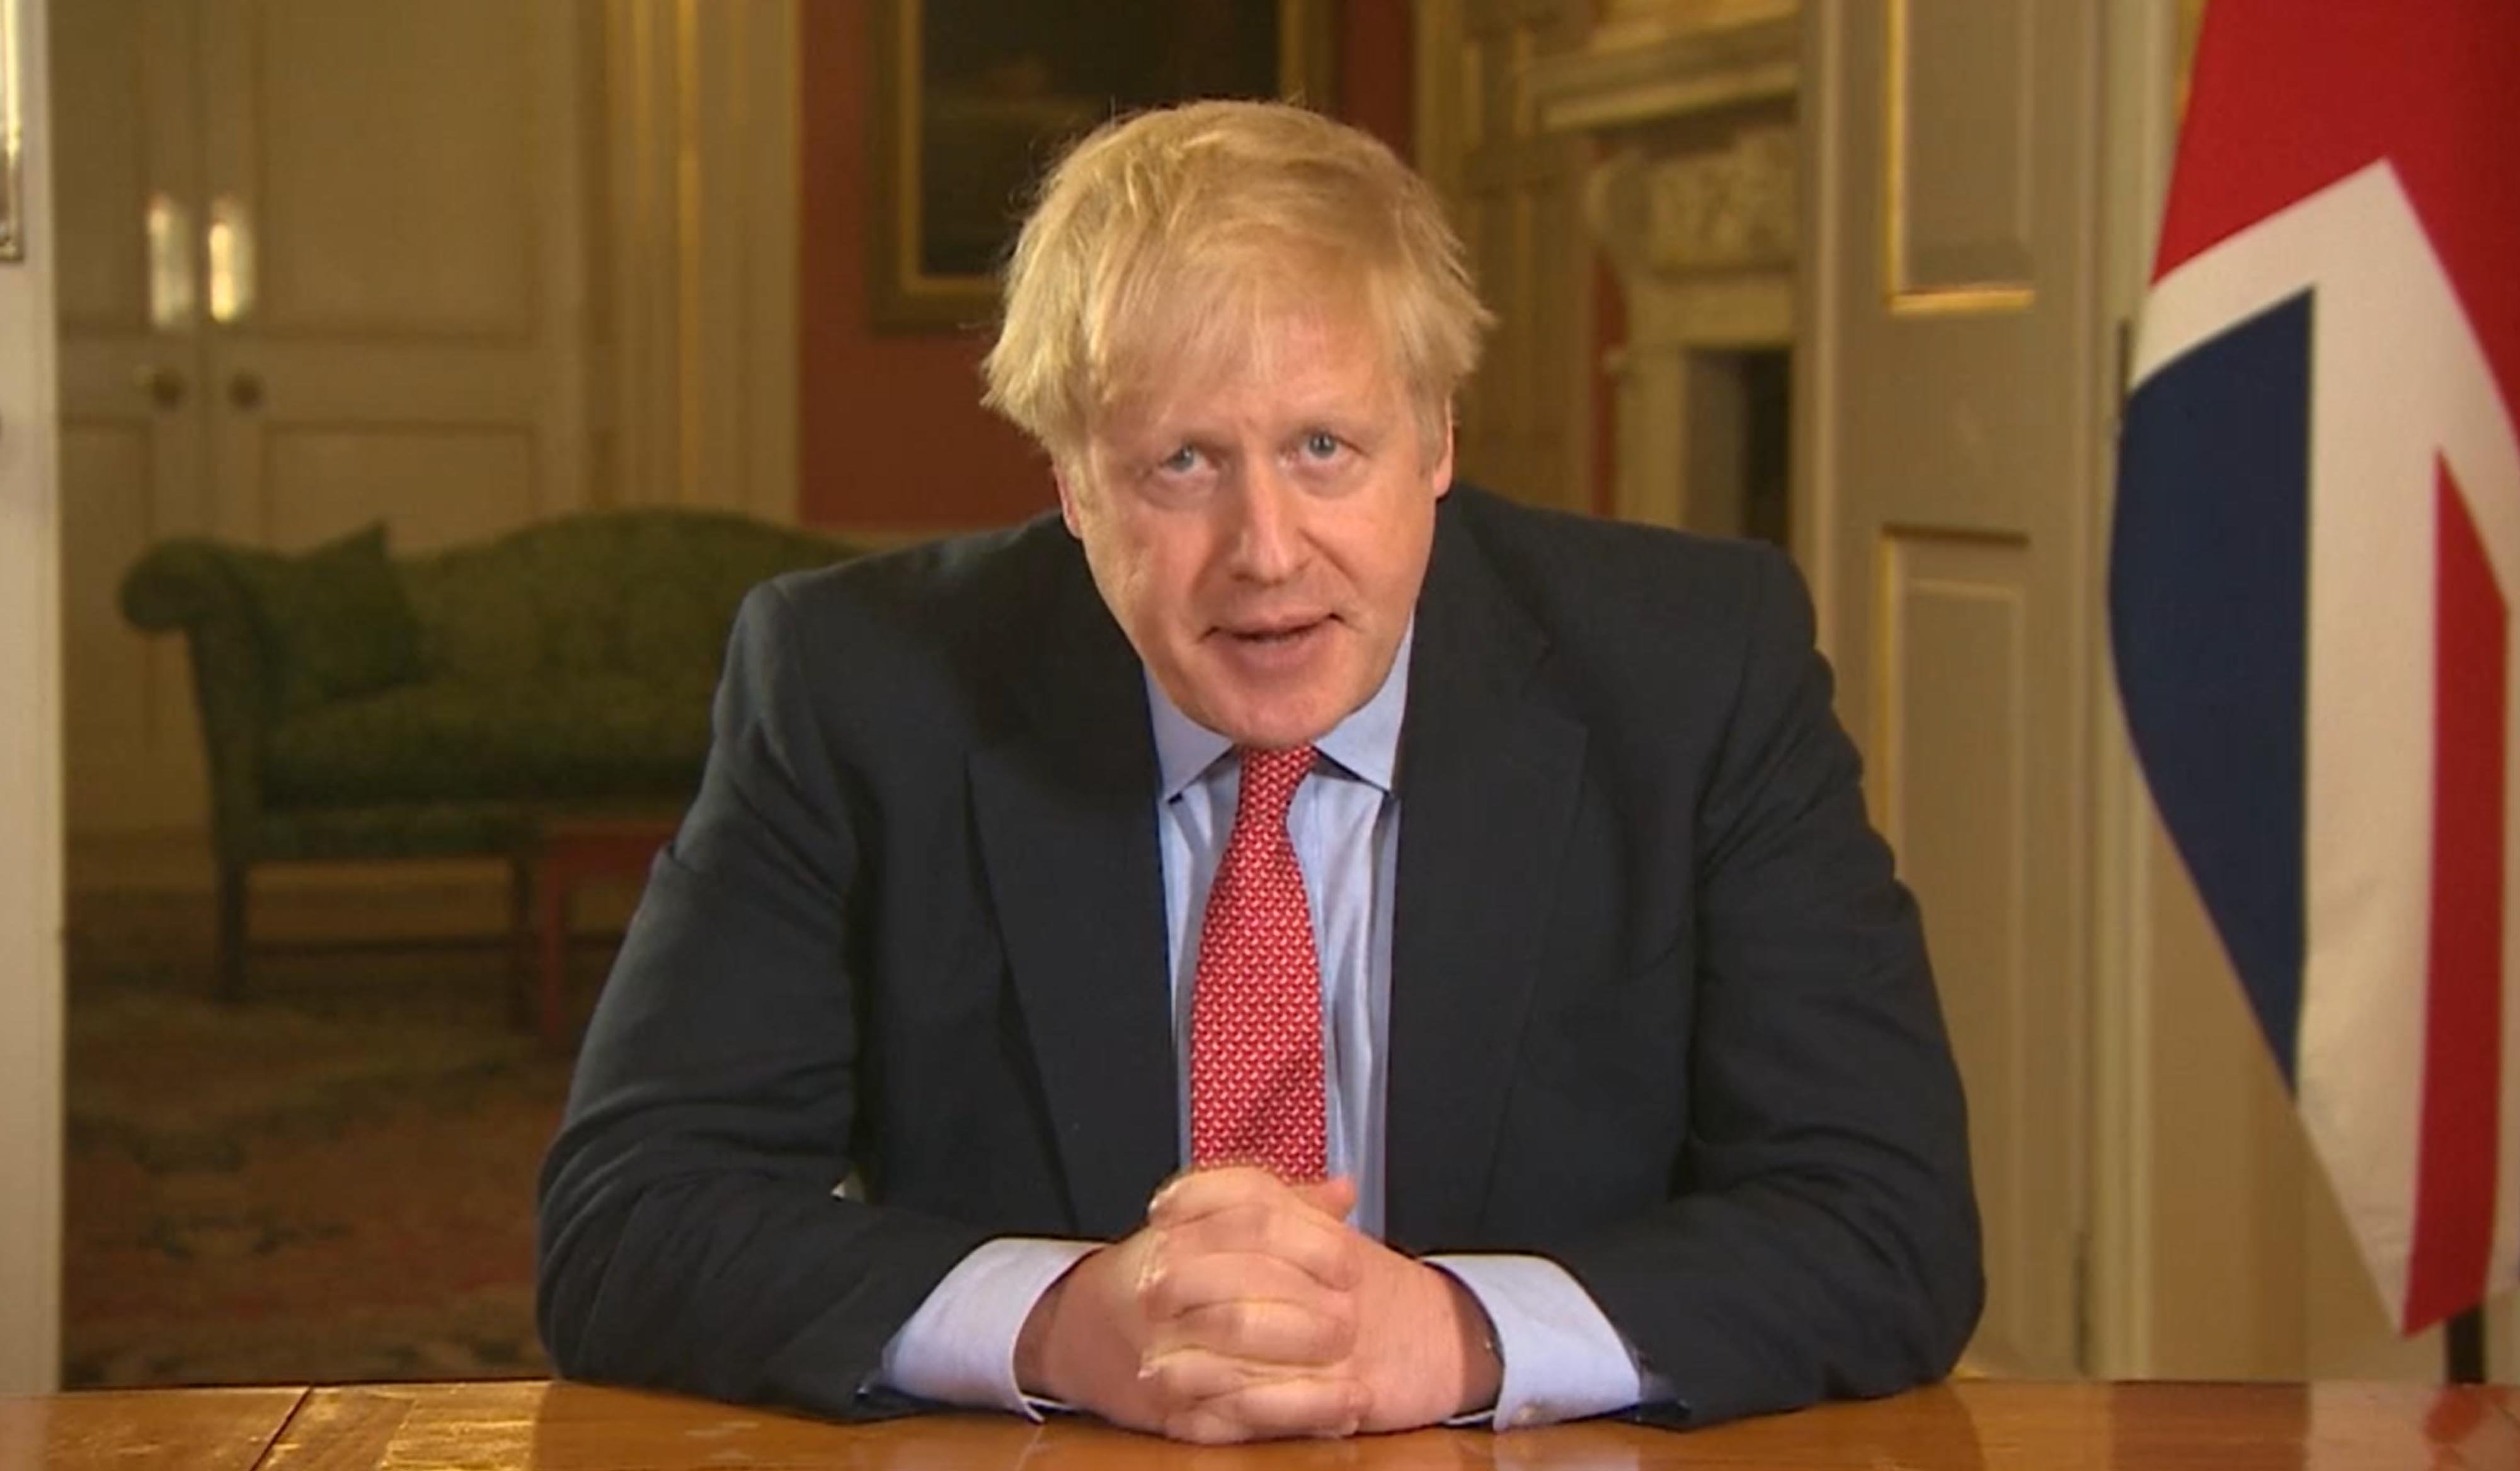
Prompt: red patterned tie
<box><xmin>1188</xmin><ymin>745</ymin><xmax>1327</xmax><ymax>1181</ymax></box>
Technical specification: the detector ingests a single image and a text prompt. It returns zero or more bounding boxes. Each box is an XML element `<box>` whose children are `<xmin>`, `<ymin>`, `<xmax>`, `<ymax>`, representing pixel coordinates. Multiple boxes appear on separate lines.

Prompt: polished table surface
<box><xmin>5</xmin><ymin>1378</ymin><xmax>2517</xmax><ymax>1470</ymax></box>
<box><xmin>2</xmin><ymin>1386</ymin><xmax>305</xmax><ymax>1470</ymax></box>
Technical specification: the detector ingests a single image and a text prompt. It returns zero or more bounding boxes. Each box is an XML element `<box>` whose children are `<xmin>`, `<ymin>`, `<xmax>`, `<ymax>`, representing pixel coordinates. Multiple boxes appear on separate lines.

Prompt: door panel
<box><xmin>246</xmin><ymin>0</ymin><xmax>540</xmax><ymax>336</ymax></box>
<box><xmin>202</xmin><ymin>0</ymin><xmax>577</xmax><ymax>554</ymax></box>
<box><xmin>54</xmin><ymin>0</ymin><xmax>209</xmax><ymax>834</ymax></box>
<box><xmin>1804</xmin><ymin>0</ymin><xmax>2102</xmax><ymax>1375</ymax></box>
<box><xmin>1877</xmin><ymin>530</ymin><xmax>2078</xmax><ymax>1356</ymax></box>
<box><xmin>1891</xmin><ymin>0</ymin><xmax>2035</xmax><ymax>293</ymax></box>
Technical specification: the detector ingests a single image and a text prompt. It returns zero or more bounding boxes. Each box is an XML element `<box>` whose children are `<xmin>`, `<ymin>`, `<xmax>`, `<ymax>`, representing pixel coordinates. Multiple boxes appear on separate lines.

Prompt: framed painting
<box><xmin>868</xmin><ymin>0</ymin><xmax>1336</xmax><ymax>331</ymax></box>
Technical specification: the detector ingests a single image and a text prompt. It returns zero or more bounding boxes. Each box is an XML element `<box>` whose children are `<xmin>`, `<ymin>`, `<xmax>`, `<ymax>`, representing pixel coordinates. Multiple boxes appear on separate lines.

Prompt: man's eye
<box><xmin>1302</xmin><ymin>431</ymin><xmax>1341</xmax><ymax>459</ymax></box>
<box><xmin>1158</xmin><ymin>445</ymin><xmax>1200</xmax><ymax>474</ymax></box>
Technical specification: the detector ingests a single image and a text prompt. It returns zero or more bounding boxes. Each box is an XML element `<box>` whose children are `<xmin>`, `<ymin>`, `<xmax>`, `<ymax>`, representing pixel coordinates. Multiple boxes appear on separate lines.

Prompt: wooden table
<box><xmin>0</xmin><ymin>1386</ymin><xmax>304</xmax><ymax>1470</ymax></box>
<box><xmin>6</xmin><ymin>1379</ymin><xmax>2516</xmax><ymax>1469</ymax></box>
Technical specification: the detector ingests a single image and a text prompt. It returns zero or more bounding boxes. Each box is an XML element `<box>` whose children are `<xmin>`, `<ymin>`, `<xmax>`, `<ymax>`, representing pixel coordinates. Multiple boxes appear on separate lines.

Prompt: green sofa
<box><xmin>120</xmin><ymin>508</ymin><xmax>856</xmax><ymax>1000</ymax></box>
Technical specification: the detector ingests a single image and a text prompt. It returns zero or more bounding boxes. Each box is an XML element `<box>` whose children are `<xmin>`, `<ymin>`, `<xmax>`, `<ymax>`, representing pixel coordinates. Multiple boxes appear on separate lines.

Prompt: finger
<box><xmin>1290</xmin><ymin>1174</ymin><xmax>1358</xmax><ymax>1222</ymax></box>
<box><xmin>1142</xmin><ymin>1351</ymin><xmax>1366</xmax><ymax>1444</ymax></box>
<box><xmin>1162</xmin><ymin>1298</ymin><xmax>1358</xmax><ymax>1367</ymax></box>
<box><xmin>1164</xmin><ymin>1387</ymin><xmax>1365</xmax><ymax>1446</ymax></box>
<box><xmin>1142</xmin><ymin>1244</ymin><xmax>1339</xmax><ymax>1317</ymax></box>
<box><xmin>1140</xmin><ymin>1247</ymin><xmax>1357</xmax><ymax>1355</ymax></box>
<box><xmin>1143</xmin><ymin>1276</ymin><xmax>1359</xmax><ymax>1366</ymax></box>
<box><xmin>1143</xmin><ymin>1200</ymin><xmax>1361</xmax><ymax>1293</ymax></box>
<box><xmin>1147</xmin><ymin>1165</ymin><xmax>1295</xmax><ymax>1222</ymax></box>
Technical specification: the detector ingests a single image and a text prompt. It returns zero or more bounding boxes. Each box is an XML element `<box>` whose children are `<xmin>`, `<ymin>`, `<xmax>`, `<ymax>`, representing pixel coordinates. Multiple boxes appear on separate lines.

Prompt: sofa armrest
<box><xmin>119</xmin><ymin>539</ymin><xmax>271</xmax><ymax>866</ymax></box>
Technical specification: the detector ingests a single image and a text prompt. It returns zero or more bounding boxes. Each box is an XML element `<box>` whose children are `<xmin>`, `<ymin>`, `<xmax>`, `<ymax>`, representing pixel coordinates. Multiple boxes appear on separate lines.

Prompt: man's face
<box><xmin>1058</xmin><ymin>311</ymin><xmax>1452</xmax><ymax>750</ymax></box>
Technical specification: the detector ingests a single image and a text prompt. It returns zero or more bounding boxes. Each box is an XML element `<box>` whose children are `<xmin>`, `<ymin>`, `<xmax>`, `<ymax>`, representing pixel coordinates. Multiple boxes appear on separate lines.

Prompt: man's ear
<box><xmin>1053</xmin><ymin>464</ymin><xmax>1087</xmax><ymax>538</ymax></box>
<box><xmin>1429</xmin><ymin>414</ymin><xmax>1457</xmax><ymax>500</ymax></box>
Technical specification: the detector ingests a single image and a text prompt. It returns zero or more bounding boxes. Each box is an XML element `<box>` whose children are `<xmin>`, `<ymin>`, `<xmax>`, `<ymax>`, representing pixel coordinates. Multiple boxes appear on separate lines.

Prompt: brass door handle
<box><xmin>229</xmin><ymin>372</ymin><xmax>264</xmax><ymax>411</ymax></box>
<box><xmin>134</xmin><ymin>365</ymin><xmax>186</xmax><ymax>409</ymax></box>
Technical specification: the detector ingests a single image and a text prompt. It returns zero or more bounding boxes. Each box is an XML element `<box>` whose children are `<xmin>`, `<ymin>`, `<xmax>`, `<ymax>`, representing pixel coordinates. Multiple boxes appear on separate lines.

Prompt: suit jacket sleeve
<box><xmin>1554</xmin><ymin>547</ymin><xmax>1983</xmax><ymax>1426</ymax></box>
<box><xmin>536</xmin><ymin>580</ymin><xmax>990</xmax><ymax>1419</ymax></box>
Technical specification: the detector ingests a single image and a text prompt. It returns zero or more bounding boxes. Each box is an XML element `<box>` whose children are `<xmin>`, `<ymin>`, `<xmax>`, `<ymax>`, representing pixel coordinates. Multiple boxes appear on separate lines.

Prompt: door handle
<box><xmin>228</xmin><ymin>372</ymin><xmax>265</xmax><ymax>411</ymax></box>
<box><xmin>134</xmin><ymin>365</ymin><xmax>186</xmax><ymax>410</ymax></box>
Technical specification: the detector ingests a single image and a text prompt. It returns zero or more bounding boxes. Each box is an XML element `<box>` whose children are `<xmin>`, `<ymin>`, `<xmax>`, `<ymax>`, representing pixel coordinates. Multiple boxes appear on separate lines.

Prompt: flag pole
<box><xmin>2444</xmin><ymin>1307</ymin><xmax>2485</xmax><ymax>1384</ymax></box>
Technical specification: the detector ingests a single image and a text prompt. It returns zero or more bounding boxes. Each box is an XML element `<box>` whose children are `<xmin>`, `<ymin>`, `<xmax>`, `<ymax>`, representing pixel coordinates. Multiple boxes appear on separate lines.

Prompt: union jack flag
<box><xmin>2111</xmin><ymin>0</ymin><xmax>2520</xmax><ymax>1334</ymax></box>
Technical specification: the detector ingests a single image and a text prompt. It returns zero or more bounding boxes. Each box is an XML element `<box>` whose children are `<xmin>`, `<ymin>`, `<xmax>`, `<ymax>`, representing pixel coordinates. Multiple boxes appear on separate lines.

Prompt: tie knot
<box><xmin>1237</xmin><ymin>745</ymin><xmax>1315</xmax><ymax>821</ymax></box>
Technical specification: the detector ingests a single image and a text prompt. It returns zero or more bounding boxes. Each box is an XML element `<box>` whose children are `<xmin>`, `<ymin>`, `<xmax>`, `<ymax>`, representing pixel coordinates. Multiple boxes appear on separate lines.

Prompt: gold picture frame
<box><xmin>868</xmin><ymin>0</ymin><xmax>1336</xmax><ymax>332</ymax></box>
<box><xmin>0</xmin><ymin>0</ymin><xmax>23</xmax><ymax>263</ymax></box>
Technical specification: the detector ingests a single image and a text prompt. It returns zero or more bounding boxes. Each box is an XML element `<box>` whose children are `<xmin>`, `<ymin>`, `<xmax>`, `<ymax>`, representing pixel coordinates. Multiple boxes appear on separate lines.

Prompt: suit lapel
<box><xmin>1385</xmin><ymin>507</ymin><xmax>1588</xmax><ymax>1250</ymax></box>
<box><xmin>968</xmin><ymin>551</ymin><xmax>1180</xmax><ymax>1239</ymax></box>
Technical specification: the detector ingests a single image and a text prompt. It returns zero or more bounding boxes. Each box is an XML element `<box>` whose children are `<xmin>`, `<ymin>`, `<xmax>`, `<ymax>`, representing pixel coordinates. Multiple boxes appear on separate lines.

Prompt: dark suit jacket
<box><xmin>536</xmin><ymin>485</ymin><xmax>1982</xmax><ymax>1428</ymax></box>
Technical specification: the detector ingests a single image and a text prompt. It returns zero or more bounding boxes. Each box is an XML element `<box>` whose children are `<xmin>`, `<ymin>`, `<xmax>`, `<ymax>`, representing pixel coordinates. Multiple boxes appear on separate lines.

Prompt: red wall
<box><xmin>794</xmin><ymin>3</ymin><xmax>1045</xmax><ymax>530</ymax></box>
<box><xmin>795</xmin><ymin>4</ymin><xmax>1416</xmax><ymax>532</ymax></box>
<box><xmin>1339</xmin><ymin>1</ymin><xmax>1413</xmax><ymax>159</ymax></box>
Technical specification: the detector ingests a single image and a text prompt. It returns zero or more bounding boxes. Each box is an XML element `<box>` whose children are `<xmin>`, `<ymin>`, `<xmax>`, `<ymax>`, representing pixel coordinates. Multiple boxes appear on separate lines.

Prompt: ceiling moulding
<box><xmin>1523</xmin><ymin>9</ymin><xmax>1799</xmax><ymax>137</ymax></box>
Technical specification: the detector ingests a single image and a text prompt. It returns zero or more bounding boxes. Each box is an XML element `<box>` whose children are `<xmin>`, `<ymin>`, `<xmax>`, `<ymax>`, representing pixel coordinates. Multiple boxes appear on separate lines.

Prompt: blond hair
<box><xmin>982</xmin><ymin>100</ymin><xmax>1491</xmax><ymax>468</ymax></box>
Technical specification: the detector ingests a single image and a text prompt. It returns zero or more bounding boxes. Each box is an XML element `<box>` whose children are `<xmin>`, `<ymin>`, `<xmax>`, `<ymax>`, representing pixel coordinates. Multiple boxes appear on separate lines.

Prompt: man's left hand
<box><xmin>1143</xmin><ymin>1167</ymin><xmax>1503</xmax><ymax>1433</ymax></box>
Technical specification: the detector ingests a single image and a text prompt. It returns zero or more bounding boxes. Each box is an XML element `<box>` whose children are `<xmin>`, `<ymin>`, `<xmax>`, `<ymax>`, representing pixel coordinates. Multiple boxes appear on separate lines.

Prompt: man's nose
<box><xmin>1226</xmin><ymin>461</ymin><xmax>1306</xmax><ymax>582</ymax></box>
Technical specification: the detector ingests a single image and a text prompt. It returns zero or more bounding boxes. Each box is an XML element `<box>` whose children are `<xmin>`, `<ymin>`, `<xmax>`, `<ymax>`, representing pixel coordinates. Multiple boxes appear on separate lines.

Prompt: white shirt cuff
<box><xmin>875</xmin><ymin>1237</ymin><xmax>1096</xmax><ymax>1416</ymax></box>
<box><xmin>1427</xmin><ymin>1253</ymin><xmax>1647</xmax><ymax>1429</ymax></box>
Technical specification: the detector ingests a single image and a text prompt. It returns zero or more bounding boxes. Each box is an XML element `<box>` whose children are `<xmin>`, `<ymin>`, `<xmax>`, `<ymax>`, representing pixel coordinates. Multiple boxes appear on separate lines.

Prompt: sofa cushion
<box><xmin>263</xmin><ymin>673</ymin><xmax>719</xmax><ymax>808</ymax></box>
<box><xmin>231</xmin><ymin>524</ymin><xmax>427</xmax><ymax>714</ymax></box>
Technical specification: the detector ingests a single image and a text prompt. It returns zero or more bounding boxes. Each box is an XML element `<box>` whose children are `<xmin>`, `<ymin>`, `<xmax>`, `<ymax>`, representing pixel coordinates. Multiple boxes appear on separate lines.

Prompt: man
<box><xmin>537</xmin><ymin>101</ymin><xmax>1979</xmax><ymax>1443</ymax></box>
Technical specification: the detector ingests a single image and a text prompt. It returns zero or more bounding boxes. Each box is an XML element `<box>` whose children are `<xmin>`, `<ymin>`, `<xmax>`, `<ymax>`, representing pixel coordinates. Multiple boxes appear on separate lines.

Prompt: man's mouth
<box><xmin>1213</xmin><ymin>615</ymin><xmax>1335</xmax><ymax>660</ymax></box>
<box><xmin>1220</xmin><ymin>613</ymin><xmax>1330</xmax><ymax>640</ymax></box>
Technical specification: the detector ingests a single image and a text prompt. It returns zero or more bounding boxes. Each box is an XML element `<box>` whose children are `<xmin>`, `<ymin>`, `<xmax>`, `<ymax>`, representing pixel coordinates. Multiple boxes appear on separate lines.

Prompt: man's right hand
<box><xmin>1013</xmin><ymin>1167</ymin><xmax>1370</xmax><ymax>1443</ymax></box>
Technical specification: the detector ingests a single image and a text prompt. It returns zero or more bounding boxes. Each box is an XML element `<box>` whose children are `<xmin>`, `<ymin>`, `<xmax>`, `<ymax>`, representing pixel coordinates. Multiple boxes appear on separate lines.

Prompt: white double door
<box><xmin>55</xmin><ymin>0</ymin><xmax>593</xmax><ymax>836</ymax></box>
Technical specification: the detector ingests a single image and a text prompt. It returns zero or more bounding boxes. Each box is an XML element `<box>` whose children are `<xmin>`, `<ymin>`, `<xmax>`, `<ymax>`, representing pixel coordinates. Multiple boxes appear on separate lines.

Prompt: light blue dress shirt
<box><xmin>878</xmin><ymin>626</ymin><xmax>1652</xmax><ymax>1427</ymax></box>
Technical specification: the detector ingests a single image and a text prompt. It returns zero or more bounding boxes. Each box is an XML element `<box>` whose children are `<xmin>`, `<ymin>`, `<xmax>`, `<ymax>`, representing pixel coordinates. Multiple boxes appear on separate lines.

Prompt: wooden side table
<box><xmin>525</xmin><ymin>814</ymin><xmax>679</xmax><ymax>1052</ymax></box>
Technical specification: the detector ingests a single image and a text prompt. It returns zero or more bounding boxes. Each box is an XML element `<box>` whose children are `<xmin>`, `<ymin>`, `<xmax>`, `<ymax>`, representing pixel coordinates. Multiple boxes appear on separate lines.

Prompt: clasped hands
<box><xmin>1012</xmin><ymin>1165</ymin><xmax>1503</xmax><ymax>1443</ymax></box>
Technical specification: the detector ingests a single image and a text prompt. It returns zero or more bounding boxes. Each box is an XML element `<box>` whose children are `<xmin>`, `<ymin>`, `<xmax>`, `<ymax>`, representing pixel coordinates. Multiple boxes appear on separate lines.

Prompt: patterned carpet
<box><xmin>61</xmin><ymin>886</ymin><xmax>595</xmax><ymax>1388</ymax></box>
